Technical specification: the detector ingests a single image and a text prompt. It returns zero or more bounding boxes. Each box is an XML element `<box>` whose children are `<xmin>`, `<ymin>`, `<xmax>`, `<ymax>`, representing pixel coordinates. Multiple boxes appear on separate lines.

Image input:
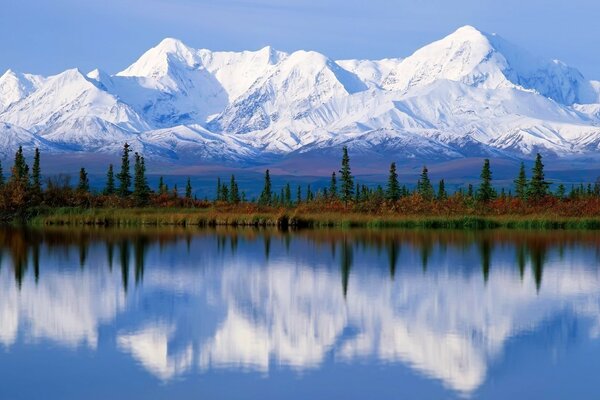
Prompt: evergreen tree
<box><xmin>386</xmin><ymin>162</ymin><xmax>400</xmax><ymax>201</ymax></box>
<box><xmin>185</xmin><ymin>178</ymin><xmax>193</xmax><ymax>200</ymax></box>
<box><xmin>339</xmin><ymin>146</ymin><xmax>354</xmax><ymax>205</ymax></box>
<box><xmin>259</xmin><ymin>170</ymin><xmax>272</xmax><ymax>206</ymax></box>
<box><xmin>220</xmin><ymin>184</ymin><xmax>229</xmax><ymax>202</ymax></box>
<box><xmin>514</xmin><ymin>162</ymin><xmax>528</xmax><ymax>200</ymax></box>
<box><xmin>11</xmin><ymin>145</ymin><xmax>29</xmax><ymax>185</ymax></box>
<box><xmin>77</xmin><ymin>167</ymin><xmax>90</xmax><ymax>192</ymax></box>
<box><xmin>216</xmin><ymin>177</ymin><xmax>222</xmax><ymax>201</ymax></box>
<box><xmin>306</xmin><ymin>184</ymin><xmax>313</xmax><ymax>202</ymax></box>
<box><xmin>476</xmin><ymin>159</ymin><xmax>496</xmax><ymax>202</ymax></box>
<box><xmin>285</xmin><ymin>183</ymin><xmax>292</xmax><ymax>206</ymax></box>
<box><xmin>437</xmin><ymin>179</ymin><xmax>447</xmax><ymax>200</ymax></box>
<box><xmin>157</xmin><ymin>176</ymin><xmax>166</xmax><ymax>195</ymax></box>
<box><xmin>31</xmin><ymin>148</ymin><xmax>42</xmax><ymax>200</ymax></box>
<box><xmin>467</xmin><ymin>184</ymin><xmax>474</xmax><ymax>198</ymax></box>
<box><xmin>528</xmin><ymin>153</ymin><xmax>550</xmax><ymax>201</ymax></box>
<box><xmin>329</xmin><ymin>172</ymin><xmax>338</xmax><ymax>199</ymax></box>
<box><xmin>117</xmin><ymin>143</ymin><xmax>132</xmax><ymax>197</ymax></box>
<box><xmin>229</xmin><ymin>175</ymin><xmax>240</xmax><ymax>204</ymax></box>
<box><xmin>417</xmin><ymin>166</ymin><xmax>434</xmax><ymax>200</ymax></box>
<box><xmin>296</xmin><ymin>185</ymin><xmax>302</xmax><ymax>205</ymax></box>
<box><xmin>133</xmin><ymin>152</ymin><xmax>150</xmax><ymax>206</ymax></box>
<box><xmin>104</xmin><ymin>164</ymin><xmax>116</xmax><ymax>195</ymax></box>
<box><xmin>555</xmin><ymin>183</ymin><xmax>566</xmax><ymax>199</ymax></box>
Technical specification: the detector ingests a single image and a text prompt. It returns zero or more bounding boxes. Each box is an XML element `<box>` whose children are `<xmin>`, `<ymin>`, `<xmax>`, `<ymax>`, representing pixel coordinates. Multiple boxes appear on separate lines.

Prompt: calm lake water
<box><xmin>1</xmin><ymin>227</ymin><xmax>599</xmax><ymax>399</ymax></box>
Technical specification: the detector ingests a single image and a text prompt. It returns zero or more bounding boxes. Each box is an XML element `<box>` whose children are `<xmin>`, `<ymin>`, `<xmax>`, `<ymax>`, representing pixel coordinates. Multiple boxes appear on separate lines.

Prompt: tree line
<box><xmin>0</xmin><ymin>143</ymin><xmax>598</xmax><ymax>219</ymax></box>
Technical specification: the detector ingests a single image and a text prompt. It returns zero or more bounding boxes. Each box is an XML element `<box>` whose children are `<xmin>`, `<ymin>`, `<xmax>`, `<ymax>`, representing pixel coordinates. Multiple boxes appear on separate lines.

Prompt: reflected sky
<box><xmin>0</xmin><ymin>228</ymin><xmax>599</xmax><ymax>399</ymax></box>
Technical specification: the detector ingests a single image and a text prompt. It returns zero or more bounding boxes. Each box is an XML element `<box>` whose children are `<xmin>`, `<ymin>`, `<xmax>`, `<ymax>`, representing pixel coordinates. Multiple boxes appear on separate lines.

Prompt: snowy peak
<box><xmin>383</xmin><ymin>25</ymin><xmax>591</xmax><ymax>106</ymax></box>
<box><xmin>0</xmin><ymin>69</ymin><xmax>44</xmax><ymax>111</ymax></box>
<box><xmin>118</xmin><ymin>38</ymin><xmax>200</xmax><ymax>79</ymax></box>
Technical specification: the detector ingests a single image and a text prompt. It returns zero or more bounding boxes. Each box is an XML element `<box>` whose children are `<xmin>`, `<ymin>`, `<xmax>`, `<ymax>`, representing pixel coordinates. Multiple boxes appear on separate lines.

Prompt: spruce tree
<box><xmin>11</xmin><ymin>145</ymin><xmax>29</xmax><ymax>185</ymax></box>
<box><xmin>329</xmin><ymin>172</ymin><xmax>338</xmax><ymax>199</ymax></box>
<box><xmin>386</xmin><ymin>162</ymin><xmax>400</xmax><ymax>202</ymax></box>
<box><xmin>117</xmin><ymin>143</ymin><xmax>132</xmax><ymax>197</ymax></box>
<box><xmin>185</xmin><ymin>178</ymin><xmax>193</xmax><ymax>200</ymax></box>
<box><xmin>555</xmin><ymin>183</ymin><xmax>566</xmax><ymax>199</ymax></box>
<box><xmin>306</xmin><ymin>184</ymin><xmax>313</xmax><ymax>202</ymax></box>
<box><xmin>77</xmin><ymin>167</ymin><xmax>90</xmax><ymax>192</ymax></box>
<box><xmin>229</xmin><ymin>175</ymin><xmax>240</xmax><ymax>203</ymax></box>
<box><xmin>528</xmin><ymin>153</ymin><xmax>549</xmax><ymax>201</ymax></box>
<box><xmin>216</xmin><ymin>177</ymin><xmax>222</xmax><ymax>201</ymax></box>
<box><xmin>105</xmin><ymin>164</ymin><xmax>116</xmax><ymax>195</ymax></box>
<box><xmin>31</xmin><ymin>148</ymin><xmax>42</xmax><ymax>200</ymax></box>
<box><xmin>259</xmin><ymin>170</ymin><xmax>272</xmax><ymax>206</ymax></box>
<box><xmin>133</xmin><ymin>152</ymin><xmax>150</xmax><ymax>206</ymax></box>
<box><xmin>514</xmin><ymin>162</ymin><xmax>528</xmax><ymax>200</ymax></box>
<box><xmin>417</xmin><ymin>166</ymin><xmax>434</xmax><ymax>200</ymax></box>
<box><xmin>467</xmin><ymin>184</ymin><xmax>474</xmax><ymax>198</ymax></box>
<box><xmin>296</xmin><ymin>185</ymin><xmax>302</xmax><ymax>205</ymax></box>
<box><xmin>476</xmin><ymin>159</ymin><xmax>496</xmax><ymax>202</ymax></box>
<box><xmin>156</xmin><ymin>176</ymin><xmax>165</xmax><ymax>195</ymax></box>
<box><xmin>339</xmin><ymin>146</ymin><xmax>354</xmax><ymax>205</ymax></box>
<box><xmin>437</xmin><ymin>179</ymin><xmax>447</xmax><ymax>200</ymax></box>
<box><xmin>285</xmin><ymin>183</ymin><xmax>292</xmax><ymax>206</ymax></box>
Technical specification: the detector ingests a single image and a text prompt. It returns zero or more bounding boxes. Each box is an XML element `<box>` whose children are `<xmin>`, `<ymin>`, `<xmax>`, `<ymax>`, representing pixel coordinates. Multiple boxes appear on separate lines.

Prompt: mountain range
<box><xmin>1</xmin><ymin>25</ymin><xmax>600</xmax><ymax>172</ymax></box>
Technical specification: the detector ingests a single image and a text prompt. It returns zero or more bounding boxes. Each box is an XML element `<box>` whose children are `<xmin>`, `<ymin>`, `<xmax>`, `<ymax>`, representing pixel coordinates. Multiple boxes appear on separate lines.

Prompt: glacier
<box><xmin>1</xmin><ymin>25</ymin><xmax>599</xmax><ymax>169</ymax></box>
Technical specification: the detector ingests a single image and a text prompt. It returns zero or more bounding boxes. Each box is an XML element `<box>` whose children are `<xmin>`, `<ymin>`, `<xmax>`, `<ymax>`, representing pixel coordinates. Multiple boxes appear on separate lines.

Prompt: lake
<box><xmin>0</xmin><ymin>227</ymin><xmax>599</xmax><ymax>399</ymax></box>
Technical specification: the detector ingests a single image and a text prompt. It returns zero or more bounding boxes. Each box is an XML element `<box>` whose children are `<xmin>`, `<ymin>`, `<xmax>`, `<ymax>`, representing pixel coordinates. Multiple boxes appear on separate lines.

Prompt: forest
<box><xmin>1</xmin><ymin>143</ymin><xmax>600</xmax><ymax>228</ymax></box>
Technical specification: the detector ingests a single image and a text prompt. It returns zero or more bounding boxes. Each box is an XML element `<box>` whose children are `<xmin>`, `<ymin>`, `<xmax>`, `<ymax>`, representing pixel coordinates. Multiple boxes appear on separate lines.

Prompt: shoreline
<box><xmin>26</xmin><ymin>207</ymin><xmax>600</xmax><ymax>230</ymax></box>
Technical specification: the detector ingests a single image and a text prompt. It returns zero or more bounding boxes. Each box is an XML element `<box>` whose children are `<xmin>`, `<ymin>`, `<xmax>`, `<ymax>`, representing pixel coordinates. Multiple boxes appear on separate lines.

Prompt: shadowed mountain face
<box><xmin>1</xmin><ymin>26</ymin><xmax>600</xmax><ymax>172</ymax></box>
<box><xmin>0</xmin><ymin>227</ymin><xmax>599</xmax><ymax>399</ymax></box>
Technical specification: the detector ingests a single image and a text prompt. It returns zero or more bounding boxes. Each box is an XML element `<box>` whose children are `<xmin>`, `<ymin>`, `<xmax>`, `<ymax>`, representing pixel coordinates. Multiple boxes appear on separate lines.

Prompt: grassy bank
<box><xmin>28</xmin><ymin>207</ymin><xmax>600</xmax><ymax>230</ymax></box>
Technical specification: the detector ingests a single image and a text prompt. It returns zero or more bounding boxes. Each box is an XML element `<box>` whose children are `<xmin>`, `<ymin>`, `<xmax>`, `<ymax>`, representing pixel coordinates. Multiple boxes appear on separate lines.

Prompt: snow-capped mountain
<box><xmin>1</xmin><ymin>25</ymin><xmax>599</xmax><ymax>167</ymax></box>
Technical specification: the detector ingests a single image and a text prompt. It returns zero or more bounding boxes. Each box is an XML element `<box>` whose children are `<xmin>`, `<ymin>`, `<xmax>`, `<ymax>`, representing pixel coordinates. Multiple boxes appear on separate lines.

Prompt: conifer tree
<box><xmin>77</xmin><ymin>168</ymin><xmax>90</xmax><ymax>192</ymax></box>
<box><xmin>105</xmin><ymin>164</ymin><xmax>116</xmax><ymax>195</ymax></box>
<box><xmin>467</xmin><ymin>184</ymin><xmax>474</xmax><ymax>198</ymax></box>
<box><xmin>220</xmin><ymin>184</ymin><xmax>229</xmax><ymax>202</ymax></box>
<box><xmin>417</xmin><ymin>166</ymin><xmax>434</xmax><ymax>200</ymax></box>
<box><xmin>133</xmin><ymin>152</ymin><xmax>150</xmax><ymax>206</ymax></box>
<box><xmin>339</xmin><ymin>146</ymin><xmax>354</xmax><ymax>205</ymax></box>
<box><xmin>437</xmin><ymin>179</ymin><xmax>447</xmax><ymax>200</ymax></box>
<box><xmin>386</xmin><ymin>162</ymin><xmax>400</xmax><ymax>202</ymax></box>
<box><xmin>528</xmin><ymin>153</ymin><xmax>549</xmax><ymax>201</ymax></box>
<box><xmin>117</xmin><ymin>143</ymin><xmax>132</xmax><ymax>197</ymax></box>
<box><xmin>185</xmin><ymin>178</ymin><xmax>193</xmax><ymax>200</ymax></box>
<box><xmin>285</xmin><ymin>183</ymin><xmax>292</xmax><ymax>206</ymax></box>
<box><xmin>329</xmin><ymin>172</ymin><xmax>338</xmax><ymax>199</ymax></box>
<box><xmin>229</xmin><ymin>175</ymin><xmax>240</xmax><ymax>204</ymax></box>
<box><xmin>216</xmin><ymin>178</ymin><xmax>222</xmax><ymax>201</ymax></box>
<box><xmin>514</xmin><ymin>162</ymin><xmax>528</xmax><ymax>200</ymax></box>
<box><xmin>31</xmin><ymin>148</ymin><xmax>42</xmax><ymax>201</ymax></box>
<box><xmin>157</xmin><ymin>176</ymin><xmax>166</xmax><ymax>195</ymax></box>
<box><xmin>259</xmin><ymin>170</ymin><xmax>272</xmax><ymax>206</ymax></box>
<box><xmin>476</xmin><ymin>159</ymin><xmax>496</xmax><ymax>202</ymax></box>
<box><xmin>555</xmin><ymin>183</ymin><xmax>566</xmax><ymax>199</ymax></box>
<box><xmin>11</xmin><ymin>145</ymin><xmax>29</xmax><ymax>185</ymax></box>
<box><xmin>306</xmin><ymin>184</ymin><xmax>313</xmax><ymax>202</ymax></box>
<box><xmin>296</xmin><ymin>185</ymin><xmax>302</xmax><ymax>205</ymax></box>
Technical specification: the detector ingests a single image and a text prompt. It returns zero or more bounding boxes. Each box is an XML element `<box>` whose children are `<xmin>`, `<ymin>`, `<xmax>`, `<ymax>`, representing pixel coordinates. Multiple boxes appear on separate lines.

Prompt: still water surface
<box><xmin>0</xmin><ymin>227</ymin><xmax>599</xmax><ymax>399</ymax></box>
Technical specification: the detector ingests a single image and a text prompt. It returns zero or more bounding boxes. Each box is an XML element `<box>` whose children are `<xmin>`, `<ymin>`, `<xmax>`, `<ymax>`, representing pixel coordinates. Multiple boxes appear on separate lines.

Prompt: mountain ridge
<box><xmin>1</xmin><ymin>25</ymin><xmax>599</xmax><ymax>169</ymax></box>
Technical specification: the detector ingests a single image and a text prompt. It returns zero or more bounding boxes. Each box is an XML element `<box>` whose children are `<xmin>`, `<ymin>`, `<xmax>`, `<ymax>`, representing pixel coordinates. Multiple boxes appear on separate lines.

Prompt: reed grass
<box><xmin>28</xmin><ymin>207</ymin><xmax>600</xmax><ymax>230</ymax></box>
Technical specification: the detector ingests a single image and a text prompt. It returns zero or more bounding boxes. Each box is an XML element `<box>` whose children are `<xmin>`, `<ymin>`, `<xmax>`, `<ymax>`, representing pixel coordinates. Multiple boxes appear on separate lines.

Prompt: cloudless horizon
<box><xmin>2</xmin><ymin>0</ymin><xmax>599</xmax><ymax>79</ymax></box>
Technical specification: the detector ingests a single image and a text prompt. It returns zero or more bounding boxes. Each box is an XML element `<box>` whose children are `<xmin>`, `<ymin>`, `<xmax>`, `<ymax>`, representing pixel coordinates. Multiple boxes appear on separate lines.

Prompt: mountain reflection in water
<box><xmin>0</xmin><ymin>227</ymin><xmax>599</xmax><ymax>398</ymax></box>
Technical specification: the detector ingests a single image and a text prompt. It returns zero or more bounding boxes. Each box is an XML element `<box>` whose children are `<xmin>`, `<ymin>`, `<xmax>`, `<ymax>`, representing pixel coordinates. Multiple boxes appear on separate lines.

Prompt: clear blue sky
<box><xmin>2</xmin><ymin>0</ymin><xmax>599</xmax><ymax>79</ymax></box>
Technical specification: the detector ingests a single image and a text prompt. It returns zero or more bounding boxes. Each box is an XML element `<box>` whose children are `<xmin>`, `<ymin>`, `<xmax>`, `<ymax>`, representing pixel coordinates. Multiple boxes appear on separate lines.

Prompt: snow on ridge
<box><xmin>0</xmin><ymin>26</ymin><xmax>599</xmax><ymax>163</ymax></box>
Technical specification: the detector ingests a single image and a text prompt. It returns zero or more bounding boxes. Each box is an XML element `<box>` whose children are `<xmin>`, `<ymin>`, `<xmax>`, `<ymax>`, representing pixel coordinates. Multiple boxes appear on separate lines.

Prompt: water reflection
<box><xmin>0</xmin><ymin>228</ymin><xmax>599</xmax><ymax>396</ymax></box>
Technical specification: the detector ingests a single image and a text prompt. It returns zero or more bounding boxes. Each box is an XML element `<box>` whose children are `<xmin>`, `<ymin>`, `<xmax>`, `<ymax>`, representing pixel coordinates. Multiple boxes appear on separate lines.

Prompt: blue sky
<box><xmin>2</xmin><ymin>0</ymin><xmax>599</xmax><ymax>79</ymax></box>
